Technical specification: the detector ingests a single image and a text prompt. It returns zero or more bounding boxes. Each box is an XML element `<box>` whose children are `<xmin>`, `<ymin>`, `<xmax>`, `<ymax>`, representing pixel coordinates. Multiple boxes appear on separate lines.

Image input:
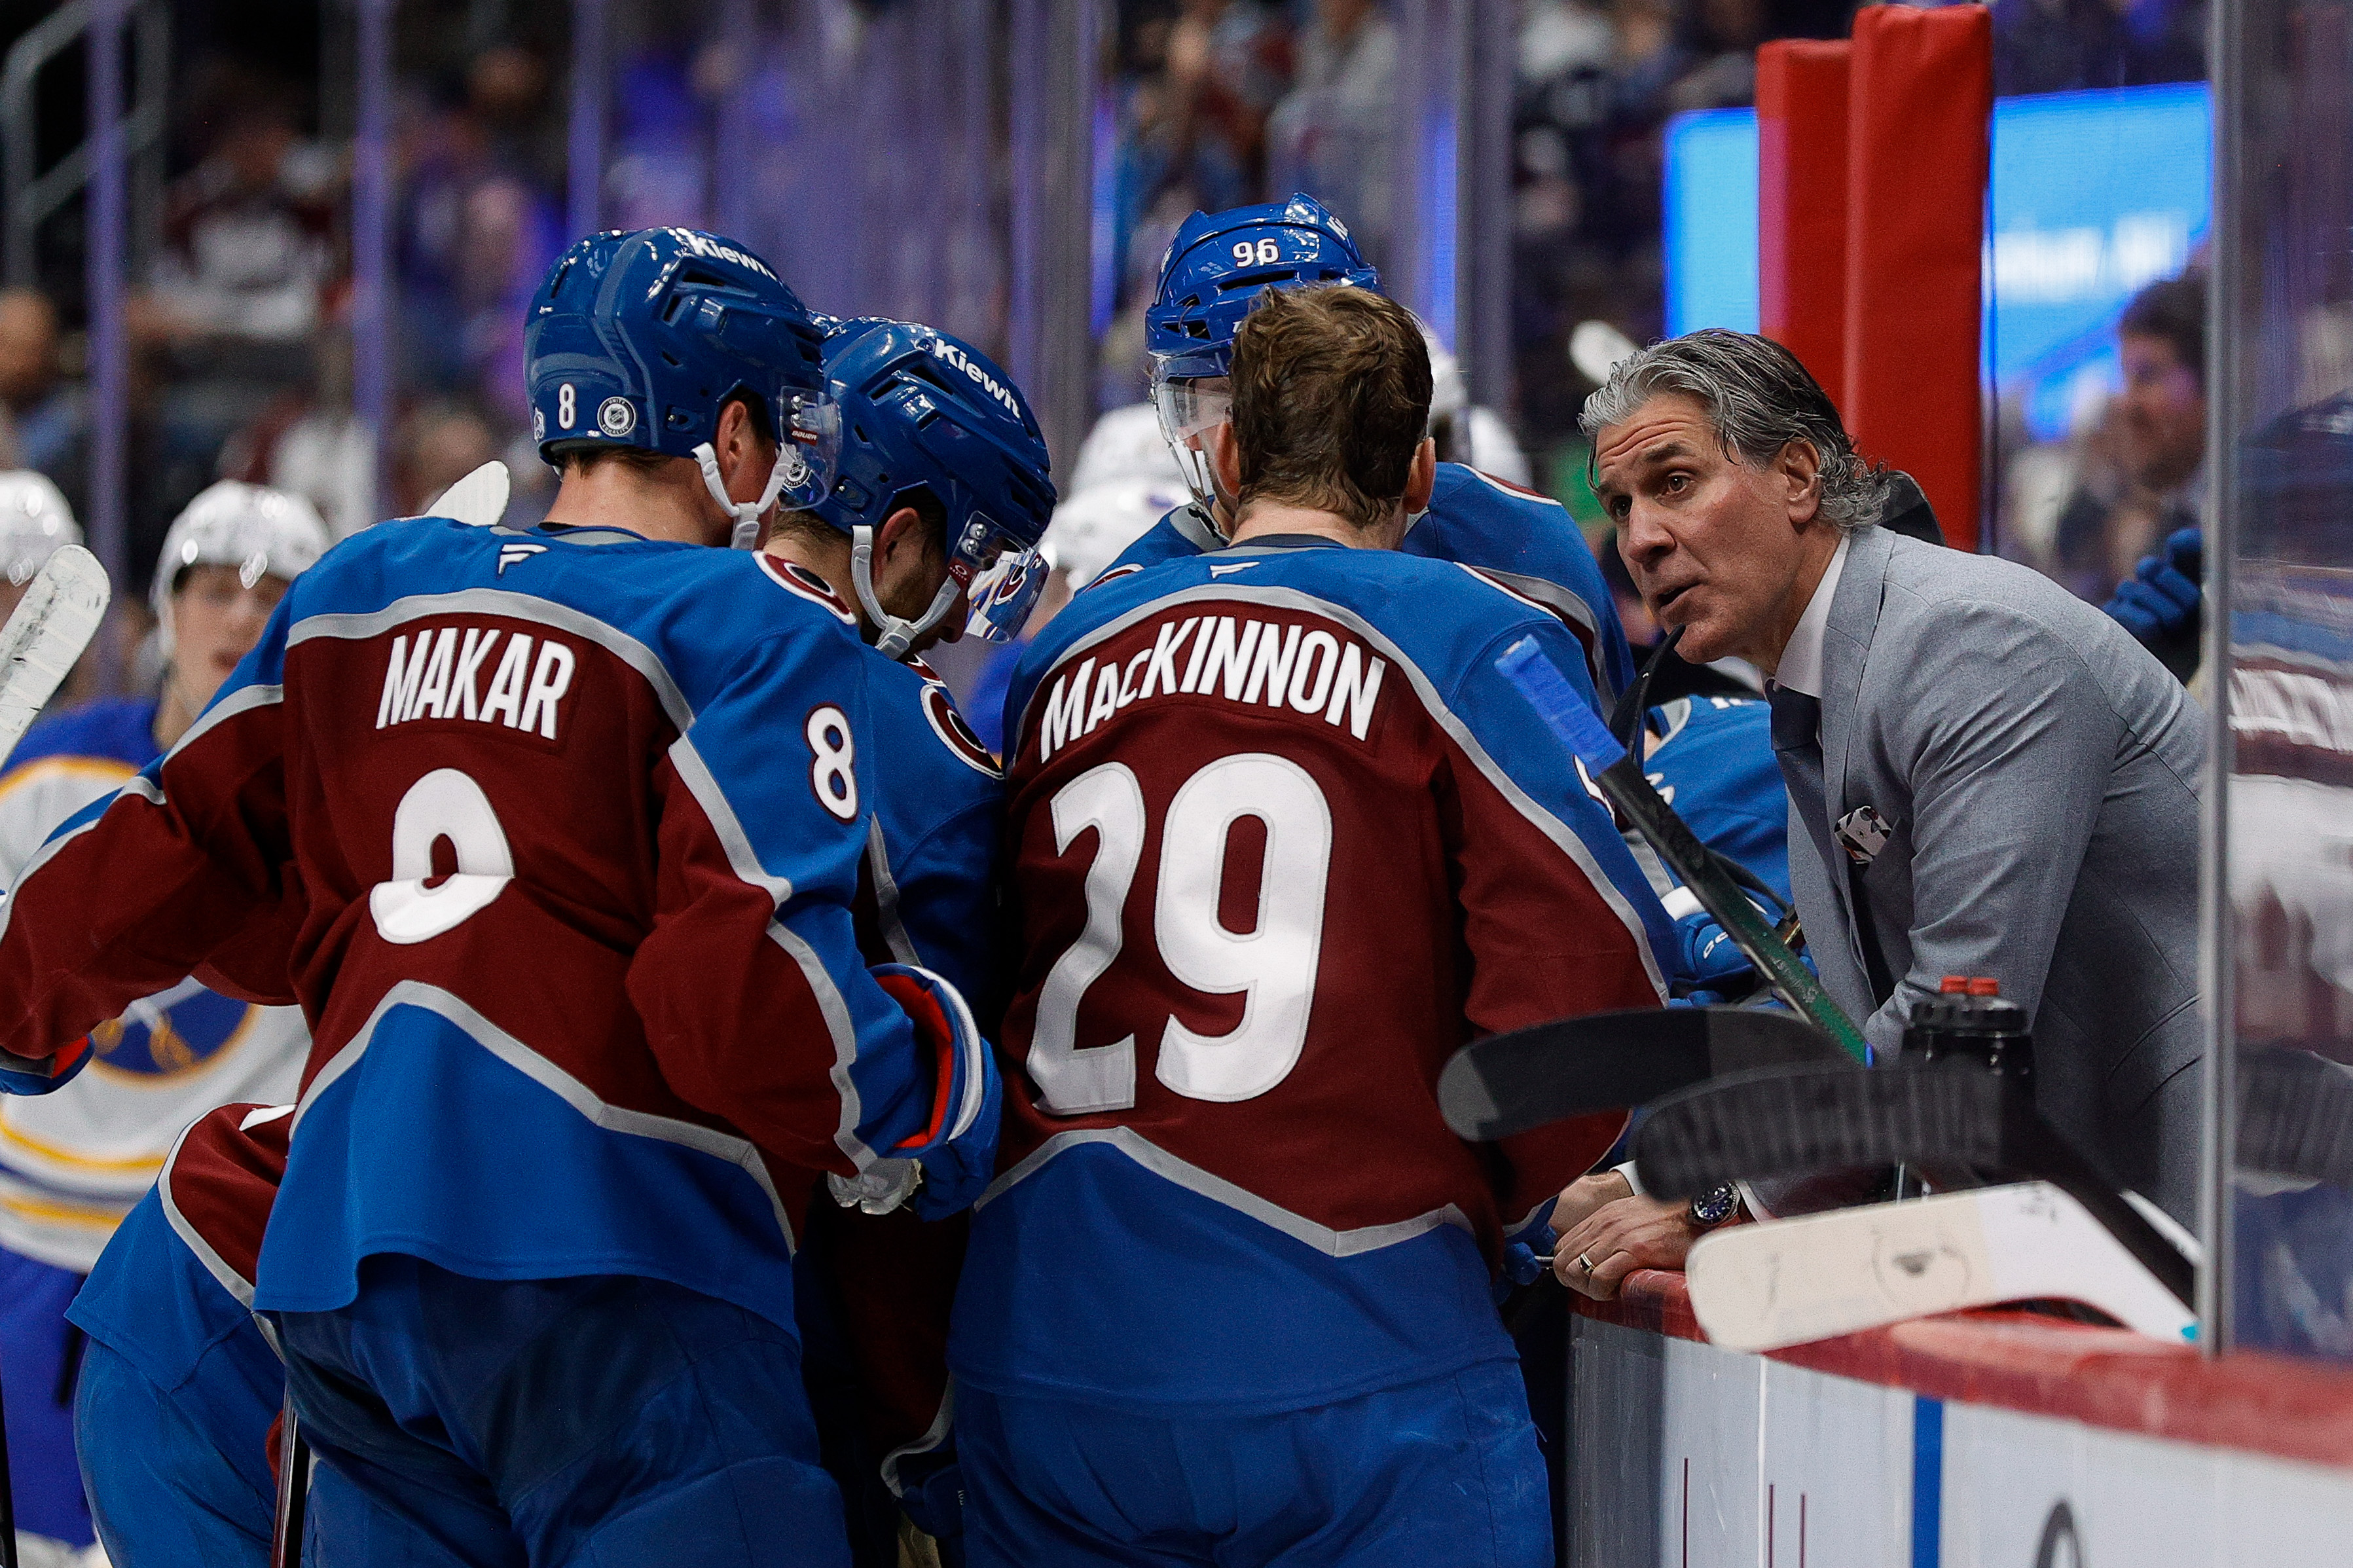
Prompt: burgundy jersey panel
<box><xmin>1001</xmin><ymin>594</ymin><xmax>1649</xmax><ymax>1252</ymax></box>
<box><xmin>282</xmin><ymin>619</ymin><xmax>688</xmax><ymax>1121</ymax></box>
<box><xmin>159</xmin><ymin>1102</ymin><xmax>290</xmax><ymax>1290</ymax></box>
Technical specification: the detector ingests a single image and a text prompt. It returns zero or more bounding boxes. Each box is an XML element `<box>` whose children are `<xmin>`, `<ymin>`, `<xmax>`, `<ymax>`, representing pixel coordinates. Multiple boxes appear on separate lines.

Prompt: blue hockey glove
<box><xmin>0</xmin><ymin>1036</ymin><xmax>92</xmax><ymax>1096</ymax></box>
<box><xmin>873</xmin><ymin>963</ymin><xmax>1002</xmax><ymax>1221</ymax></box>
<box><xmin>2104</xmin><ymin>526</ymin><xmax>2202</xmax><ymax>644</ymax></box>
<box><xmin>1671</xmin><ymin>908</ymin><xmax>1753</xmax><ymax>995</ymax></box>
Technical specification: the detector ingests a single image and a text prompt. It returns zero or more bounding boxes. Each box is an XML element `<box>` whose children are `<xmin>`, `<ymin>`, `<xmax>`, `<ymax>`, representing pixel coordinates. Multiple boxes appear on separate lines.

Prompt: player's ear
<box><xmin>875</xmin><ymin>505</ymin><xmax>928</xmax><ymax>564</ymax></box>
<box><xmin>1209</xmin><ymin>422</ymin><xmax>1243</xmax><ymax>503</ymax></box>
<box><xmin>1406</xmin><ymin>436</ymin><xmax>1437</xmax><ymax>515</ymax></box>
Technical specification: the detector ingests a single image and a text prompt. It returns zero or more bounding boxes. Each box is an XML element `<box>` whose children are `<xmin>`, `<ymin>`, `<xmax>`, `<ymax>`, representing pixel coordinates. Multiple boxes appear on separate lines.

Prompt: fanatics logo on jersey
<box><xmin>377</xmin><ymin>627</ymin><xmax>579</xmax><ymax>739</ymax></box>
<box><xmin>1035</xmin><ymin>613</ymin><xmax>1387</xmax><ymax>764</ymax></box>
<box><xmin>498</xmin><ymin>542</ymin><xmax>547</xmax><ymax>575</ymax></box>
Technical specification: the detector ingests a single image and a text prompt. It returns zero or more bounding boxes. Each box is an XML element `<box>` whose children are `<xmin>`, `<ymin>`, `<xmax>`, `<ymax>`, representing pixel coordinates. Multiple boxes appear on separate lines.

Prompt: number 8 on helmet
<box><xmin>525</xmin><ymin>227</ymin><xmax>841</xmax><ymax>549</ymax></box>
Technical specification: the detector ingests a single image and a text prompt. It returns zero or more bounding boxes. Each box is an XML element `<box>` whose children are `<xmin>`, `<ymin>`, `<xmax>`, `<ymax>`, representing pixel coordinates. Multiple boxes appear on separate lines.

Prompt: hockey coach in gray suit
<box><xmin>1586</xmin><ymin>329</ymin><xmax>2204</xmax><ymax>1221</ymax></box>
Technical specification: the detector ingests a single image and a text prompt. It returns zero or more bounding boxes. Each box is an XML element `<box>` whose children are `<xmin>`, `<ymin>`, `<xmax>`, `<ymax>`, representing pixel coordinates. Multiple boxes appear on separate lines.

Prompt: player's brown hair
<box><xmin>1228</xmin><ymin>285</ymin><xmax>1432</xmax><ymax>532</ymax></box>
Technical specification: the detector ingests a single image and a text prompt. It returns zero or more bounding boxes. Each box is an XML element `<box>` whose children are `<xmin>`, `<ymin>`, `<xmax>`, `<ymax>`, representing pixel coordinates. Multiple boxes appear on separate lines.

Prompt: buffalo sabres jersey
<box><xmin>0</xmin><ymin>517</ymin><xmax>988</xmax><ymax>1336</ymax></box>
<box><xmin>69</xmin><ymin>1099</ymin><xmax>290</xmax><ymax>1395</ymax></box>
<box><xmin>1645</xmin><ymin>695</ymin><xmax>1791</xmax><ymax>905</ymax></box>
<box><xmin>954</xmin><ymin>538</ymin><xmax>1670</xmax><ymax>1413</ymax></box>
<box><xmin>0</xmin><ymin>700</ymin><xmax>307</xmax><ymax>1273</ymax></box>
<box><xmin>1103</xmin><ymin>462</ymin><xmax>1637</xmax><ymax>705</ymax></box>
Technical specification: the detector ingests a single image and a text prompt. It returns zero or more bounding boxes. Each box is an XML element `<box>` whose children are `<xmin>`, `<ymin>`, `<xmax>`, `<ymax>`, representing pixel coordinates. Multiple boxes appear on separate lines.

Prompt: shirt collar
<box><xmin>1772</xmin><ymin>532</ymin><xmax>1850</xmax><ymax>700</ymax></box>
<box><xmin>1211</xmin><ymin>532</ymin><xmax>1347</xmax><ymax>553</ymax></box>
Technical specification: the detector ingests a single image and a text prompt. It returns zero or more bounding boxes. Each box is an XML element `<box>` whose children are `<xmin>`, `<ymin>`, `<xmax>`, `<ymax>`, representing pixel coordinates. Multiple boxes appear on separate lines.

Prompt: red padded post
<box><xmin>1842</xmin><ymin>4</ymin><xmax>1992</xmax><ymax>548</ymax></box>
<box><xmin>1757</xmin><ymin>40</ymin><xmax>1852</xmax><ymax>410</ymax></box>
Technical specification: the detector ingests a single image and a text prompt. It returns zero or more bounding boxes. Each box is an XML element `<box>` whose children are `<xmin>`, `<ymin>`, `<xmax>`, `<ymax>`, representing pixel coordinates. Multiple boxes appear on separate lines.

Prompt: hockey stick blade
<box><xmin>427</xmin><ymin>460</ymin><xmax>511</xmax><ymax>528</ymax></box>
<box><xmin>1437</xmin><ymin>1005</ymin><xmax>1853</xmax><ymax>1140</ymax></box>
<box><xmin>1632</xmin><ymin>1063</ymin><xmax>2195</xmax><ymax>1307</ymax></box>
<box><xmin>0</xmin><ymin>545</ymin><xmax>107</xmax><ymax>775</ymax></box>
<box><xmin>1686</xmin><ymin>1180</ymin><xmax>2198</xmax><ymax>1351</ymax></box>
<box><xmin>1494</xmin><ymin>637</ymin><xmax>1872</xmax><ymax>1065</ymax></box>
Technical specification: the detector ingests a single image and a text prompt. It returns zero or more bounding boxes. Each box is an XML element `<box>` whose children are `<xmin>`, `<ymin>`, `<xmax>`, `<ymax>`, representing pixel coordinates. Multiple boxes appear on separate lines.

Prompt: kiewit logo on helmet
<box><xmin>933</xmin><ymin>341</ymin><xmax>1021</xmax><ymax>415</ymax></box>
<box><xmin>597</xmin><ymin>397</ymin><xmax>637</xmax><ymax>438</ymax></box>
<box><xmin>668</xmin><ymin>229</ymin><xmax>776</xmax><ymax>282</ymax></box>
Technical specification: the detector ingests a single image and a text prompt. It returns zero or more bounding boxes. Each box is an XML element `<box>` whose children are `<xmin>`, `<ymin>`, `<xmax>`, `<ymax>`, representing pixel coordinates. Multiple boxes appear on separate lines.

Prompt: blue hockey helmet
<box><xmin>808</xmin><ymin>318</ymin><xmax>1058</xmax><ymax>659</ymax></box>
<box><xmin>1143</xmin><ymin>194</ymin><xmax>1380</xmax><ymax>509</ymax></box>
<box><xmin>1144</xmin><ymin>193</ymin><xmax>1380</xmax><ymax>381</ymax></box>
<box><xmin>524</xmin><ymin>228</ymin><xmax>841</xmax><ymax>548</ymax></box>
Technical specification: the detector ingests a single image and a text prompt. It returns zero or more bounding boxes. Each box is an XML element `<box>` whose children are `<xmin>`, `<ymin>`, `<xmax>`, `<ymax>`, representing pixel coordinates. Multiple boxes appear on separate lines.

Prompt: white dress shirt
<box><xmin>1770</xmin><ymin>532</ymin><xmax>1851</xmax><ymax>705</ymax></box>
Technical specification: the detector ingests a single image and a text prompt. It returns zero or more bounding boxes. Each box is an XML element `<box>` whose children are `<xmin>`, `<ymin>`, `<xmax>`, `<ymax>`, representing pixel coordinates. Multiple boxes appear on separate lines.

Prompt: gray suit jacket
<box><xmin>1792</xmin><ymin>526</ymin><xmax>2205</xmax><ymax>1218</ymax></box>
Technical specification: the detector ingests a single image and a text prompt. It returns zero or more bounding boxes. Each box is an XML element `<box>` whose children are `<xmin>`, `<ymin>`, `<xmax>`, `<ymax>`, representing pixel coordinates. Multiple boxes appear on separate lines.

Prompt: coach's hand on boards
<box><xmin>1552</xmin><ymin>1187</ymin><xmax>1704</xmax><ymax>1302</ymax></box>
<box><xmin>0</xmin><ymin>1033</ymin><xmax>93</xmax><ymax>1095</ymax></box>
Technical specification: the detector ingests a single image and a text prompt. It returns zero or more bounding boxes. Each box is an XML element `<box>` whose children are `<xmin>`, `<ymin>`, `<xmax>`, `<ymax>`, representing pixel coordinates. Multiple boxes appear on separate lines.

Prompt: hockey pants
<box><xmin>958</xmin><ymin>1358</ymin><xmax>1552</xmax><ymax>1567</ymax></box>
<box><xmin>274</xmin><ymin>1254</ymin><xmax>852</xmax><ymax>1568</ymax></box>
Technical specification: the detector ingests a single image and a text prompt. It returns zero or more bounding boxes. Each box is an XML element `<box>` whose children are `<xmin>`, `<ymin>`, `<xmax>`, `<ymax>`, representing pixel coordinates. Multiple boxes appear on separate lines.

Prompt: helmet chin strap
<box><xmin>693</xmin><ymin>441</ymin><xmax>801</xmax><ymax>551</ymax></box>
<box><xmin>850</xmin><ymin>524</ymin><xmax>960</xmax><ymax>663</ymax></box>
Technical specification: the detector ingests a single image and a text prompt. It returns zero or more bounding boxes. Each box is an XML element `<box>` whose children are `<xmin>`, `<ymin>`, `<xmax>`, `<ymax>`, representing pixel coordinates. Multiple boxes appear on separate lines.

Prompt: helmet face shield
<box><xmin>948</xmin><ymin>511</ymin><xmax>1050</xmax><ymax>643</ymax></box>
<box><xmin>1151</xmin><ymin>373</ymin><xmax>1231</xmax><ymax>513</ymax></box>
<box><xmin>777</xmin><ymin>390</ymin><xmax>843</xmax><ymax>507</ymax></box>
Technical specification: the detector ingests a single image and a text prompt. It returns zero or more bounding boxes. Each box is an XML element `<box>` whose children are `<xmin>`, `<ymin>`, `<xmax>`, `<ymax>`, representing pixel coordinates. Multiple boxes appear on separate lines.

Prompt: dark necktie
<box><xmin>1769</xmin><ymin>684</ymin><xmax>1841</xmax><ymax>894</ymax></box>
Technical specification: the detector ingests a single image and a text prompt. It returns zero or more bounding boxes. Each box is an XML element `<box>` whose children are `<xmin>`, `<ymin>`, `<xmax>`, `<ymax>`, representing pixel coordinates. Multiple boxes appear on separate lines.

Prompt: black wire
<box><xmin>1609</xmin><ymin>625</ymin><xmax>1685</xmax><ymax>755</ymax></box>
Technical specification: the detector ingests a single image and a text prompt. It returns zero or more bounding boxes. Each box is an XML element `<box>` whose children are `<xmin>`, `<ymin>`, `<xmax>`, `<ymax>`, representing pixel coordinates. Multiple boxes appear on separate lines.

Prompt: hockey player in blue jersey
<box><xmin>0</xmin><ymin>228</ymin><xmax>1003</xmax><ymax>1568</ymax></box>
<box><xmin>62</xmin><ymin>312</ymin><xmax>1052</xmax><ymax>1567</ymax></box>
<box><xmin>962</xmin><ymin>283</ymin><xmax>1671</xmax><ymax>1567</ymax></box>
<box><xmin>1102</xmin><ymin>194</ymin><xmax>1636</xmax><ymax>707</ymax></box>
<box><xmin>1644</xmin><ymin>693</ymin><xmax>1789</xmax><ymax>908</ymax></box>
<box><xmin>752</xmin><ymin>315</ymin><xmax>1054</xmax><ymax>1559</ymax></box>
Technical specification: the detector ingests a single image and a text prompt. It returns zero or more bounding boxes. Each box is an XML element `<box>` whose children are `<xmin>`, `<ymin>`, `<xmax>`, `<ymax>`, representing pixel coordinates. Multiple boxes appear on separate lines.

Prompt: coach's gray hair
<box><xmin>1580</xmin><ymin>329</ymin><xmax>1891</xmax><ymax>532</ymax></box>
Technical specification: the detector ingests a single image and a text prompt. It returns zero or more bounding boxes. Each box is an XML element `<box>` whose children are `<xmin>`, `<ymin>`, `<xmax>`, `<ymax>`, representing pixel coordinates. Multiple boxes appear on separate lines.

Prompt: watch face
<box><xmin>1691</xmin><ymin>1183</ymin><xmax>1739</xmax><ymax>1226</ymax></box>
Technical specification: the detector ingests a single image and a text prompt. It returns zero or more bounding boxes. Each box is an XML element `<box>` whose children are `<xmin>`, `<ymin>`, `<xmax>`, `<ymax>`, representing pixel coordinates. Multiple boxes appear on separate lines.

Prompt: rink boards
<box><xmin>1566</xmin><ymin>1274</ymin><xmax>2353</xmax><ymax>1565</ymax></box>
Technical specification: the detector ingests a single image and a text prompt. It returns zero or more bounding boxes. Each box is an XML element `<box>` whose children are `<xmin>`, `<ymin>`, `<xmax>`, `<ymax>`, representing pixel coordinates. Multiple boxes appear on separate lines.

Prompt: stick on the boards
<box><xmin>1436</xmin><ymin>1004</ymin><xmax>1855</xmax><ymax>1141</ymax></box>
<box><xmin>1630</xmin><ymin>1062</ymin><xmax>2196</xmax><ymax>1308</ymax></box>
<box><xmin>1685</xmin><ymin>1179</ymin><xmax>2198</xmax><ymax>1351</ymax></box>
<box><xmin>1493</xmin><ymin>636</ymin><xmax>1872</xmax><ymax>1066</ymax></box>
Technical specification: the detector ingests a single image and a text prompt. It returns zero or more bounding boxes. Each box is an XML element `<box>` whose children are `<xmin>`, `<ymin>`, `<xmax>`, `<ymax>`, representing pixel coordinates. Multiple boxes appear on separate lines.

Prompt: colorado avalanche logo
<box><xmin>921</xmin><ymin>684</ymin><xmax>1000</xmax><ymax>777</ymax></box>
<box><xmin>759</xmin><ymin>556</ymin><xmax>857</xmax><ymax>624</ymax></box>
<box><xmin>89</xmin><ymin>978</ymin><xmax>256</xmax><ymax>1080</ymax></box>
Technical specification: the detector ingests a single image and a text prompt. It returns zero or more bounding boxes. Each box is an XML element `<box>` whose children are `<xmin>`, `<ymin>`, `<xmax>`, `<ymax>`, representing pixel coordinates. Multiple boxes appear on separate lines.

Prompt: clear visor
<box><xmin>949</xmin><ymin>513</ymin><xmax>1051</xmax><ymax>643</ymax></box>
<box><xmin>776</xmin><ymin>392</ymin><xmax>843</xmax><ymax>508</ymax></box>
<box><xmin>1151</xmin><ymin>374</ymin><xmax>1231</xmax><ymax>513</ymax></box>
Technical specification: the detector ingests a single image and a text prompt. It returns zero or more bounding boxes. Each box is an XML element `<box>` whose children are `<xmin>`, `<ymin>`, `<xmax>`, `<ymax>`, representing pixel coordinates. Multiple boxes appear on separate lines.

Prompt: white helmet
<box><xmin>1044</xmin><ymin>477</ymin><xmax>1191</xmax><ymax>588</ymax></box>
<box><xmin>1423</xmin><ymin>329</ymin><xmax>1468</xmax><ymax>428</ymax></box>
<box><xmin>151</xmin><ymin>481</ymin><xmax>330</xmax><ymax>619</ymax></box>
<box><xmin>1070</xmin><ymin>403</ymin><xmax>1186</xmax><ymax>494</ymax></box>
<box><xmin>0</xmin><ymin>471</ymin><xmax>81</xmax><ymax>588</ymax></box>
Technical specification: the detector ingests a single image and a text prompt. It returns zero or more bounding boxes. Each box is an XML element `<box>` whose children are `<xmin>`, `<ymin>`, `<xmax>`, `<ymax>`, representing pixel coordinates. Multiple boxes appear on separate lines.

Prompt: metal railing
<box><xmin>3</xmin><ymin>0</ymin><xmax>170</xmax><ymax>289</ymax></box>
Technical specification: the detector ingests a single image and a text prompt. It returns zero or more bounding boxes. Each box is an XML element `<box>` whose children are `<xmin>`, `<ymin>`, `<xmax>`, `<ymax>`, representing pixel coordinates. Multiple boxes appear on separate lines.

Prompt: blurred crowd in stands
<box><xmin>1104</xmin><ymin>0</ymin><xmax>2210</xmax><ymax>521</ymax></box>
<box><xmin>0</xmin><ymin>0</ymin><xmax>2210</xmax><ymax>613</ymax></box>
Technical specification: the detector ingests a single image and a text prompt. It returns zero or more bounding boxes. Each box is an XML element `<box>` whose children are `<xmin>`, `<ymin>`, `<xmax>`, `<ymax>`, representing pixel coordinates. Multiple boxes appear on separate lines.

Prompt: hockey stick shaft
<box><xmin>0</xmin><ymin>1352</ymin><xmax>16</xmax><ymax>1568</ymax></box>
<box><xmin>0</xmin><ymin>547</ymin><xmax>105</xmax><ymax>1568</ymax></box>
<box><xmin>271</xmin><ymin>1402</ymin><xmax>312</xmax><ymax>1568</ymax></box>
<box><xmin>1496</xmin><ymin>638</ymin><xmax>1872</xmax><ymax>1065</ymax></box>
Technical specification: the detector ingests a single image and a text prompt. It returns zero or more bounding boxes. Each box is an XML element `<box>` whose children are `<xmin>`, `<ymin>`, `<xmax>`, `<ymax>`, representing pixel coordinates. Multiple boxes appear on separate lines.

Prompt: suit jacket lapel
<box><xmin>1820</xmin><ymin>524</ymin><xmax>1895</xmax><ymax>837</ymax></box>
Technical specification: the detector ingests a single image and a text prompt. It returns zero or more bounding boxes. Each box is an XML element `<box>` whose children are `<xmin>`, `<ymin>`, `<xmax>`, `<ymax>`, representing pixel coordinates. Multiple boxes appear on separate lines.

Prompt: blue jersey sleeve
<box><xmin>628</xmin><ymin>622</ymin><xmax>969</xmax><ymax>1174</ymax></box>
<box><xmin>1100</xmin><ymin>505</ymin><xmax>1221</xmax><ymax>578</ymax></box>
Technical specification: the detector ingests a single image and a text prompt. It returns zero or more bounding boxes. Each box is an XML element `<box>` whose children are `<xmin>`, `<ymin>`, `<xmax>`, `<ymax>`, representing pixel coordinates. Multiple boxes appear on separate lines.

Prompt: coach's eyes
<box><xmin>1662</xmin><ymin>472</ymin><xmax>1692</xmax><ymax>496</ymax></box>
